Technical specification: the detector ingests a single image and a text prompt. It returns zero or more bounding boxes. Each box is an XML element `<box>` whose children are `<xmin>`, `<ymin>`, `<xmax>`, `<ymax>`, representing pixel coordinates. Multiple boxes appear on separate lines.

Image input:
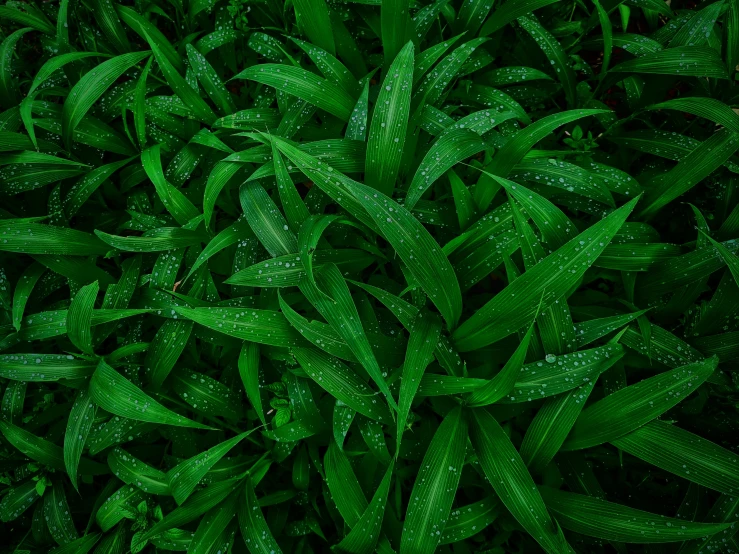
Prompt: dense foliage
<box><xmin>1</xmin><ymin>0</ymin><xmax>739</xmax><ymax>552</ymax></box>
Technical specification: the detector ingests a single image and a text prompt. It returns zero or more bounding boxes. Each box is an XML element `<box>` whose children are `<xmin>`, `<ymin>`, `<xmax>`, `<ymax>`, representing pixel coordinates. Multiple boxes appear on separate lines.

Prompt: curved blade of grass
<box><xmin>168</xmin><ymin>431</ymin><xmax>254</xmax><ymax>504</ymax></box>
<box><xmin>540</xmin><ymin>486</ymin><xmax>731</xmax><ymax>542</ymax></box>
<box><xmin>479</xmin><ymin>0</ymin><xmax>561</xmax><ymax>36</ymax></box>
<box><xmin>92</xmin><ymin>0</ymin><xmax>130</xmax><ymax>53</ymax></box>
<box><xmin>399</xmin><ymin>407</ymin><xmax>467</xmax><ymax>554</ymax></box>
<box><xmin>117</xmin><ymin>5</ymin><xmax>183</xmax><ymax>72</ymax></box>
<box><xmin>520</xmin><ymin>381</ymin><xmax>595</xmax><ymax>474</ymax></box>
<box><xmin>12</xmin><ymin>262</ymin><xmax>45</xmax><ymax>331</ymax></box>
<box><xmin>0</xmin><ymin>354</ymin><xmax>95</xmax><ymax>382</ymax></box>
<box><xmin>293</xmin><ymin>0</ymin><xmax>335</xmax><ymax>55</ymax></box>
<box><xmin>186</xmin><ymin>44</ymin><xmax>235</xmax><ymax>115</ymax></box>
<box><xmin>397</xmin><ymin>311</ymin><xmax>442</xmax><ymax>450</ymax></box>
<box><xmin>349</xmin><ymin>181</ymin><xmax>463</xmax><ymax>329</ymax></box>
<box><xmin>469</xmin><ymin>408</ymin><xmax>572</xmax><ymax>554</ymax></box>
<box><xmin>482</xmin><ymin>109</ymin><xmax>608</xmax><ymax>199</ymax></box>
<box><xmin>95</xmin><ymin>227</ymin><xmax>207</xmax><ymax>252</ymax></box>
<box><xmin>610</xmin><ymin>46</ymin><xmax>729</xmax><ymax>78</ymax></box>
<box><xmin>299</xmin><ymin>263</ymin><xmax>396</xmax><ymax>409</ymax></box>
<box><xmin>185</xmin><ymin>218</ymin><xmax>252</xmax><ymax>281</ymax></box>
<box><xmin>382</xmin><ymin>0</ymin><xmax>411</xmax><ymax>66</ymax></box>
<box><xmin>0</xmin><ymin>29</ymin><xmax>32</xmax><ymax>108</ymax></box>
<box><xmin>90</xmin><ymin>360</ymin><xmax>213</xmax><ymax>430</ymax></box>
<box><xmin>240</xmin><ymin>181</ymin><xmax>297</xmax><ymax>256</ymax></box>
<box><xmin>405</xmin><ymin>129</ymin><xmax>487</xmax><ymax>211</ymax></box>
<box><xmin>612</xmin><ymin>420</ymin><xmax>739</xmax><ymax>495</ymax></box>
<box><xmin>237</xmin><ymin>477</ymin><xmax>283</xmax><ymax>553</ymax></box>
<box><xmin>564</xmin><ymin>356</ymin><xmax>717</xmax><ymax>450</ymax></box>
<box><xmin>64</xmin><ymin>388</ymin><xmax>96</xmax><ymax>491</ymax></box>
<box><xmin>29</xmin><ymin>52</ymin><xmax>110</xmax><ymax>95</ymax></box>
<box><xmin>466</xmin><ymin>324</ymin><xmax>534</xmax><ymax>407</ymax></box>
<box><xmin>189</xmin><ymin>491</ymin><xmax>238</xmax><ymax>554</ymax></box>
<box><xmin>273</xmin><ymin>142</ymin><xmax>310</xmax><ymax>231</ymax></box>
<box><xmin>365</xmin><ymin>41</ymin><xmax>414</xmax><ymax>196</ymax></box>
<box><xmin>173</xmin><ymin>306</ymin><xmax>305</xmax><ymax>347</ymax></box>
<box><xmin>67</xmin><ymin>281</ymin><xmax>98</xmax><ymax>355</ymax></box>
<box><xmin>145</xmin><ymin>319</ymin><xmax>194</xmax><ymax>390</ymax></box>
<box><xmin>238</xmin><ymin>342</ymin><xmax>265</xmax><ymax>425</ymax></box>
<box><xmin>325</xmin><ymin>441</ymin><xmax>368</xmax><ymax>525</ymax></box>
<box><xmin>335</xmin><ymin>460</ymin><xmax>394</xmax><ymax>554</ymax></box>
<box><xmin>233</xmin><ymin>65</ymin><xmax>355</xmax><ymax>121</ymax></box>
<box><xmin>62</xmin><ymin>51</ymin><xmax>149</xmax><ymax>149</ymax></box>
<box><xmin>453</xmin><ymin>197</ymin><xmax>638</xmax><ymax>351</ymax></box>
<box><xmin>518</xmin><ymin>16</ymin><xmax>577</xmax><ymax>107</ymax></box>
<box><xmin>639</xmin><ymin>129</ymin><xmax>739</xmax><ymax>218</ymax></box>
<box><xmin>141</xmin><ymin>144</ymin><xmax>200</xmax><ymax>225</ymax></box>
<box><xmin>293</xmin><ymin>347</ymin><xmax>392</xmax><ymax>424</ymax></box>
<box><xmin>107</xmin><ymin>447</ymin><xmax>169</xmax><ymax>495</ymax></box>
<box><xmin>44</xmin><ymin>477</ymin><xmax>77</xmax><ymax>544</ymax></box>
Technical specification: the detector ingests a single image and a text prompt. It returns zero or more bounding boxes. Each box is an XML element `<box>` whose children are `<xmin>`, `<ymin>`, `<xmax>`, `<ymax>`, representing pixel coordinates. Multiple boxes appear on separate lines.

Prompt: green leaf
<box><xmin>237</xmin><ymin>478</ymin><xmax>283</xmax><ymax>554</ymax></box>
<box><xmin>48</xmin><ymin>533</ymin><xmax>101</xmax><ymax>554</ymax></box>
<box><xmin>107</xmin><ymin>447</ymin><xmax>169</xmax><ymax>495</ymax></box>
<box><xmin>0</xmin><ymin>6</ymin><xmax>54</xmax><ymax>34</ymax></box>
<box><xmin>382</xmin><ymin>0</ymin><xmax>411</xmax><ymax>66</ymax></box>
<box><xmin>44</xmin><ymin>479</ymin><xmax>78</xmax><ymax>544</ymax></box>
<box><xmin>67</xmin><ymin>281</ymin><xmax>98</xmax><ymax>355</ymax></box>
<box><xmin>639</xmin><ymin>129</ymin><xmax>739</xmax><ymax>218</ymax></box>
<box><xmin>0</xmin><ymin>479</ymin><xmax>41</xmax><ymax>522</ymax></box>
<box><xmin>89</xmin><ymin>360</ymin><xmax>214</xmax><ymax>430</ymax></box>
<box><xmin>466</xmin><ymin>324</ymin><xmax>534</xmax><ymax>407</ymax></box>
<box><xmin>479</xmin><ymin>0</ymin><xmax>561</xmax><ymax>36</ymax></box>
<box><xmin>0</xmin><ymin>29</ymin><xmax>32</xmax><ymax>108</ymax></box>
<box><xmin>405</xmin><ymin>129</ymin><xmax>487</xmax><ymax>211</ymax></box>
<box><xmin>469</xmin><ymin>408</ymin><xmax>572</xmax><ymax>554</ymax></box>
<box><xmin>186</xmin><ymin>44</ymin><xmax>236</xmax><ymax>115</ymax></box>
<box><xmin>440</xmin><ymin>497</ymin><xmax>500</xmax><ymax>544</ymax></box>
<box><xmin>612</xmin><ymin>420</ymin><xmax>739</xmax><ymax>494</ymax></box>
<box><xmin>64</xmin><ymin>388</ymin><xmax>96</xmax><ymax>491</ymax></box>
<box><xmin>239</xmin><ymin>342</ymin><xmax>265</xmax><ymax>425</ymax></box>
<box><xmin>273</xmin><ymin>143</ymin><xmax>311</xmax><ymax>231</ymax></box>
<box><xmin>482</xmin><ymin>109</ymin><xmax>608</xmax><ymax>199</ymax></box>
<box><xmin>564</xmin><ymin>356</ymin><xmax>717</xmax><ymax>450</ymax></box>
<box><xmin>234</xmin><ymin>65</ymin><xmax>356</xmax><ymax>121</ymax></box>
<box><xmin>62</xmin><ymin>51</ymin><xmax>149</xmax><ymax>149</ymax></box>
<box><xmin>0</xmin><ymin>222</ymin><xmax>108</xmax><ymax>255</ymax></box>
<box><xmin>188</xmin><ymin>491</ymin><xmax>238</xmax><ymax>554</ymax></box>
<box><xmin>348</xmin><ymin>181</ymin><xmax>463</xmax><ymax>329</ymax></box>
<box><xmin>293</xmin><ymin>347</ymin><xmax>392</xmax><ymax>424</ymax></box>
<box><xmin>141</xmin><ymin>145</ymin><xmax>201</xmax><ymax>225</ymax></box>
<box><xmin>0</xmin><ymin>353</ymin><xmax>96</xmax><ymax>381</ymax></box>
<box><xmin>293</xmin><ymin>0</ymin><xmax>335</xmax><ymax>55</ymax></box>
<box><xmin>399</xmin><ymin>407</ymin><xmax>467</xmax><ymax>554</ymax></box>
<box><xmin>173</xmin><ymin>306</ymin><xmax>305</xmax><ymax>347</ymax></box>
<box><xmin>610</xmin><ymin>46</ymin><xmax>729</xmax><ymax>78</ymax></box>
<box><xmin>365</xmin><ymin>41</ymin><xmax>414</xmax><ymax>196</ymax></box>
<box><xmin>145</xmin><ymin>320</ymin><xmax>194</xmax><ymax>390</ymax></box>
<box><xmin>12</xmin><ymin>262</ymin><xmax>45</xmax><ymax>331</ymax></box>
<box><xmin>397</xmin><ymin>312</ymin><xmax>442</xmax><ymax>450</ymax></box>
<box><xmin>335</xmin><ymin>460</ymin><xmax>394</xmax><ymax>554</ymax></box>
<box><xmin>518</xmin><ymin>16</ymin><xmax>577</xmax><ymax>107</ymax></box>
<box><xmin>240</xmin><ymin>181</ymin><xmax>298</xmax><ymax>256</ymax></box>
<box><xmin>168</xmin><ymin>431</ymin><xmax>254</xmax><ymax>504</ymax></box>
<box><xmin>540</xmin><ymin>486</ymin><xmax>731</xmax><ymax>542</ymax></box>
<box><xmin>299</xmin><ymin>263</ymin><xmax>396</xmax><ymax>409</ymax></box>
<box><xmin>95</xmin><ymin>227</ymin><xmax>207</xmax><ymax>252</ymax></box>
<box><xmin>647</xmin><ymin>97</ymin><xmax>739</xmax><ymax>133</ymax></box>
<box><xmin>520</xmin><ymin>381</ymin><xmax>595</xmax><ymax>474</ymax></box>
<box><xmin>453</xmin><ymin>197</ymin><xmax>638</xmax><ymax>351</ymax></box>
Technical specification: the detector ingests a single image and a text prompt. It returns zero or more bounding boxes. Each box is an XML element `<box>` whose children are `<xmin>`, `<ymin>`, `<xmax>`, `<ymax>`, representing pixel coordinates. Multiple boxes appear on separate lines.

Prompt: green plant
<box><xmin>0</xmin><ymin>0</ymin><xmax>738</xmax><ymax>553</ymax></box>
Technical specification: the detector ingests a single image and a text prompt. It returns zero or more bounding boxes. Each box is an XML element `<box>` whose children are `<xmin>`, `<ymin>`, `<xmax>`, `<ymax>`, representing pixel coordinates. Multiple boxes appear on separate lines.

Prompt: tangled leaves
<box><xmin>1</xmin><ymin>0</ymin><xmax>739</xmax><ymax>552</ymax></box>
